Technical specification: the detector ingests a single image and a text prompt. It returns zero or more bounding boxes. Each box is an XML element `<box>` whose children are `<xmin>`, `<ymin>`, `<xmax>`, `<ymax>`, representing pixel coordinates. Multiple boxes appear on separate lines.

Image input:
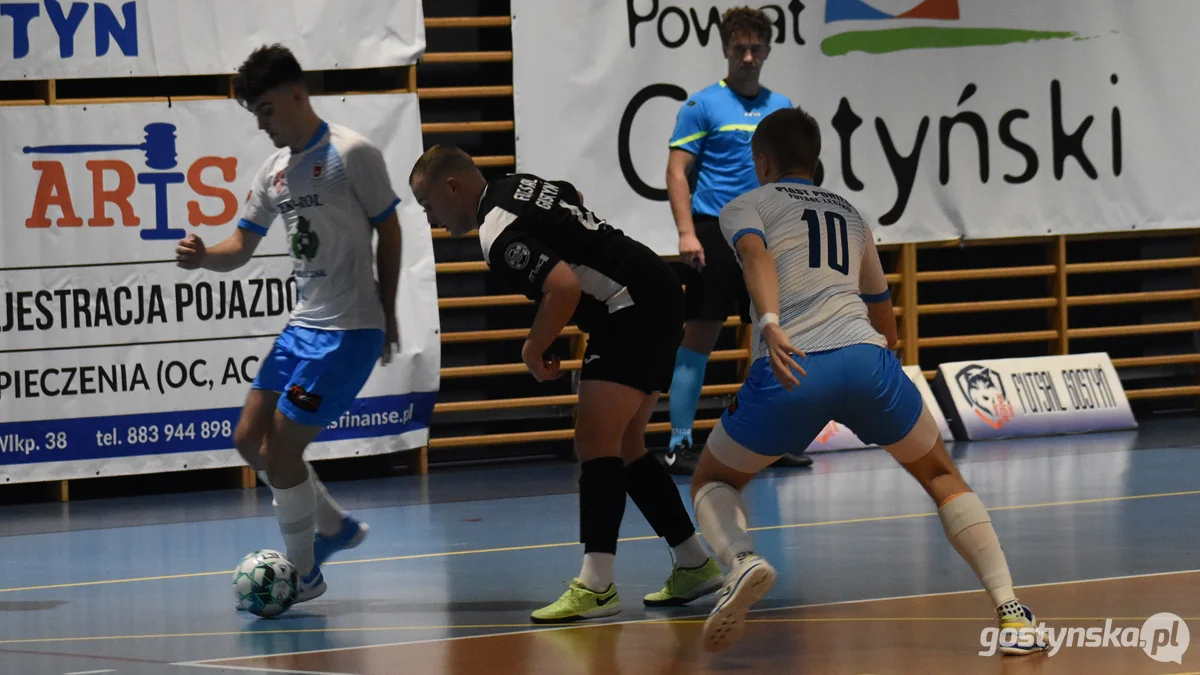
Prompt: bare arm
<box><xmin>859</xmin><ymin>230</ymin><xmax>898</xmax><ymax>349</ymax></box>
<box><xmin>374</xmin><ymin>212</ymin><xmax>403</xmax><ymax>362</ymax></box>
<box><xmin>176</xmin><ymin>228</ymin><xmax>262</xmax><ymax>272</ymax></box>
<box><xmin>667</xmin><ymin>149</ymin><xmax>707</xmax><ymax>267</ymax></box>
<box><xmin>666</xmin><ymin>149</ymin><xmax>696</xmax><ymax>238</ymax></box>
<box><xmin>735</xmin><ymin>234</ymin><xmax>781</xmax><ymax>323</ymax></box>
<box><xmin>736</xmin><ymin>232</ymin><xmax>807</xmax><ymax>389</ymax></box>
<box><xmin>521</xmin><ymin>261</ymin><xmax>581</xmax><ymax>382</ymax></box>
<box><xmin>375</xmin><ymin>212</ymin><xmax>402</xmax><ymax>318</ymax></box>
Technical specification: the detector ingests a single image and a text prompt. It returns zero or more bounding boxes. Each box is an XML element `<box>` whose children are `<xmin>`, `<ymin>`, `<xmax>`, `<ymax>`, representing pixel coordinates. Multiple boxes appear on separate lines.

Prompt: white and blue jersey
<box><xmin>715</xmin><ymin>178</ymin><xmax>923</xmax><ymax>454</ymax></box>
<box><xmin>669</xmin><ymin>81</ymin><xmax>793</xmax><ymax>218</ymax></box>
<box><xmin>236</xmin><ymin>121</ymin><xmax>399</xmax><ymax>427</ymax></box>
<box><xmin>239</xmin><ymin>121</ymin><xmax>400</xmax><ymax>332</ymax></box>
<box><xmin>718</xmin><ymin>177</ymin><xmax>890</xmax><ymax>360</ymax></box>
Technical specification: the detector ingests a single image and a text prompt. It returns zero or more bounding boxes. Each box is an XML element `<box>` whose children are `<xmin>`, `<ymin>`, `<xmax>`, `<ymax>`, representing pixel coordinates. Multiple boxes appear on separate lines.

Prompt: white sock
<box><xmin>693</xmin><ymin>481</ymin><xmax>754</xmax><ymax>569</ymax></box>
<box><xmin>271</xmin><ymin>476</ymin><xmax>317</xmax><ymax>577</ymax></box>
<box><xmin>672</xmin><ymin>533</ymin><xmax>710</xmax><ymax>569</ymax></box>
<box><xmin>578</xmin><ymin>553</ymin><xmax>615</xmax><ymax>592</ymax></box>
<box><xmin>262</xmin><ymin>466</ymin><xmax>346</xmax><ymax>537</ymax></box>
<box><xmin>938</xmin><ymin>492</ymin><xmax>1017</xmax><ymax>610</ymax></box>
<box><xmin>307</xmin><ymin>462</ymin><xmax>347</xmax><ymax>536</ymax></box>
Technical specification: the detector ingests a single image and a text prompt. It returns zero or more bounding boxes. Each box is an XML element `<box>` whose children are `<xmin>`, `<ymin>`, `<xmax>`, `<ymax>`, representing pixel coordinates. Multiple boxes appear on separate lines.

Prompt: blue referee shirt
<box><xmin>669</xmin><ymin>80</ymin><xmax>794</xmax><ymax>218</ymax></box>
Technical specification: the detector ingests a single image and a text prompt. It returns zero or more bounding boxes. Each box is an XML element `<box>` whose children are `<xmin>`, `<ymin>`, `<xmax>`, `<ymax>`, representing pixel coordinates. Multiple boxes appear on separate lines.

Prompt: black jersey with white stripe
<box><xmin>475</xmin><ymin>173</ymin><xmax>661</xmax><ymax>331</ymax></box>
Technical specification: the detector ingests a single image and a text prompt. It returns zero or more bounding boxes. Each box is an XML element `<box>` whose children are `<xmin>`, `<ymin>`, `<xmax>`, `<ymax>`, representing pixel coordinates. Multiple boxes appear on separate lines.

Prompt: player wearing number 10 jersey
<box><xmin>409</xmin><ymin>146</ymin><xmax>723</xmax><ymax>623</ymax></box>
<box><xmin>688</xmin><ymin>108</ymin><xmax>1048</xmax><ymax>655</ymax></box>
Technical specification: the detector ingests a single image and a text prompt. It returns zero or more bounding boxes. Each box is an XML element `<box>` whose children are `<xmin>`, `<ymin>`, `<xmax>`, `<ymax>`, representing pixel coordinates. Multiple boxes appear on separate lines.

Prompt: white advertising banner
<box><xmin>932</xmin><ymin>353</ymin><xmax>1136</xmax><ymax>441</ymax></box>
<box><xmin>805</xmin><ymin>364</ymin><xmax>953</xmax><ymax>453</ymax></box>
<box><xmin>0</xmin><ymin>94</ymin><xmax>440</xmax><ymax>483</ymax></box>
<box><xmin>512</xmin><ymin>0</ymin><xmax>1200</xmax><ymax>254</ymax></box>
<box><xmin>0</xmin><ymin>0</ymin><xmax>425</xmax><ymax>80</ymax></box>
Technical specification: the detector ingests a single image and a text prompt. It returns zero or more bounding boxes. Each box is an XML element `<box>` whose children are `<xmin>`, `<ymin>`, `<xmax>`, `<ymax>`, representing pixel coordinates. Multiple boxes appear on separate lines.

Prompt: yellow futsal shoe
<box><xmin>644</xmin><ymin>557</ymin><xmax>724</xmax><ymax>607</ymax></box>
<box><xmin>530</xmin><ymin>579</ymin><xmax>621</xmax><ymax>624</ymax></box>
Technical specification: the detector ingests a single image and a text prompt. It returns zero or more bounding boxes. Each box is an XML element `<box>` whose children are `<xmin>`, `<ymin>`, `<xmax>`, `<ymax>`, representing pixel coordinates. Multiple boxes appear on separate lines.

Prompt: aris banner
<box><xmin>0</xmin><ymin>94</ymin><xmax>440</xmax><ymax>483</ymax></box>
<box><xmin>513</xmin><ymin>0</ymin><xmax>1200</xmax><ymax>254</ymax></box>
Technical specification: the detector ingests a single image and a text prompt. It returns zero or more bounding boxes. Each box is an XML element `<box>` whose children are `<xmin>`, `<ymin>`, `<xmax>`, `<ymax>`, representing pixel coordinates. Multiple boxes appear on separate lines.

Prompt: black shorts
<box><xmin>580</xmin><ymin>261</ymin><xmax>685</xmax><ymax>396</ymax></box>
<box><xmin>673</xmin><ymin>214</ymin><xmax>751</xmax><ymax>324</ymax></box>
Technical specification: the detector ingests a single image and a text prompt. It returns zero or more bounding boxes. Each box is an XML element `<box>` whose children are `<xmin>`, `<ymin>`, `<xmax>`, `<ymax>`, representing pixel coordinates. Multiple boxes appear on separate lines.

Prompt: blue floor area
<box><xmin>1</xmin><ymin>418</ymin><xmax>1198</xmax><ymax>674</ymax></box>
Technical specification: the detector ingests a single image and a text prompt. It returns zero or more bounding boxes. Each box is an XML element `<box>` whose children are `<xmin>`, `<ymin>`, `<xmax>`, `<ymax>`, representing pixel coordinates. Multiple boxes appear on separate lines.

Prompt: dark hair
<box><xmin>751</xmin><ymin>107</ymin><xmax>822</xmax><ymax>174</ymax></box>
<box><xmin>233</xmin><ymin>44</ymin><xmax>305</xmax><ymax>105</ymax></box>
<box><xmin>408</xmin><ymin>144</ymin><xmax>478</xmax><ymax>185</ymax></box>
<box><xmin>720</xmin><ymin>7</ymin><xmax>774</xmax><ymax>47</ymax></box>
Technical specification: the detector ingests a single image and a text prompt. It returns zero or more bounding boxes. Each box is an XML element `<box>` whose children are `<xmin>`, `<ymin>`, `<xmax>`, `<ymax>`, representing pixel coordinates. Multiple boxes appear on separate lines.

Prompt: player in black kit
<box><xmin>409</xmin><ymin>145</ymin><xmax>722</xmax><ymax>624</ymax></box>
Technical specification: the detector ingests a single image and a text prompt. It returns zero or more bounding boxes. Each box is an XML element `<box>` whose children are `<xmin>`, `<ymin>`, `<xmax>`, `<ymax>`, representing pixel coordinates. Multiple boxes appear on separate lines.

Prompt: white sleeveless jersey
<box><xmin>239</xmin><ymin>122</ymin><xmax>400</xmax><ymax>331</ymax></box>
<box><xmin>719</xmin><ymin>178</ymin><xmax>888</xmax><ymax>361</ymax></box>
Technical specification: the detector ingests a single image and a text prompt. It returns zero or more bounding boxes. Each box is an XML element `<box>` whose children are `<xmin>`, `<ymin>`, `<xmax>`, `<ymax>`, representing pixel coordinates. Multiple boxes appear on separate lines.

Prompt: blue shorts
<box><xmin>252</xmin><ymin>325</ymin><xmax>384</xmax><ymax>427</ymax></box>
<box><xmin>719</xmin><ymin>343</ymin><xmax>923</xmax><ymax>456</ymax></box>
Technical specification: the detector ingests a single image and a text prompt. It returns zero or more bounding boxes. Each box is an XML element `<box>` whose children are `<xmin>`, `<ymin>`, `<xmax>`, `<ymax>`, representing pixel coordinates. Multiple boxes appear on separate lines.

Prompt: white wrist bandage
<box><xmin>757</xmin><ymin>312</ymin><xmax>779</xmax><ymax>330</ymax></box>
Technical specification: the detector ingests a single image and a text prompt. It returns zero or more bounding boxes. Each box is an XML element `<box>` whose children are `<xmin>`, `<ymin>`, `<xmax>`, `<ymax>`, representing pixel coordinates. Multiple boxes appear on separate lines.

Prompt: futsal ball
<box><xmin>232</xmin><ymin>549</ymin><xmax>299</xmax><ymax>618</ymax></box>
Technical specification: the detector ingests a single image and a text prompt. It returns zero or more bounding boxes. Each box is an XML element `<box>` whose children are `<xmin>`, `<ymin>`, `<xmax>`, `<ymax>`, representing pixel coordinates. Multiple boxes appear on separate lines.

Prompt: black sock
<box><xmin>624</xmin><ymin>452</ymin><xmax>696</xmax><ymax>548</ymax></box>
<box><xmin>579</xmin><ymin>457</ymin><xmax>627</xmax><ymax>554</ymax></box>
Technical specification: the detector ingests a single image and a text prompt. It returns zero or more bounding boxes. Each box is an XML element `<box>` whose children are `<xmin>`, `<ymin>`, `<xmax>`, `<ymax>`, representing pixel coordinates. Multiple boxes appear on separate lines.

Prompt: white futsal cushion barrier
<box><xmin>931</xmin><ymin>353</ymin><xmax>1137</xmax><ymax>441</ymax></box>
<box><xmin>805</xmin><ymin>366</ymin><xmax>955</xmax><ymax>453</ymax></box>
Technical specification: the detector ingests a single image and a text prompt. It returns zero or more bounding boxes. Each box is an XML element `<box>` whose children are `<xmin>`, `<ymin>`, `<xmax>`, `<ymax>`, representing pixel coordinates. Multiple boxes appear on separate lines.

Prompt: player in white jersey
<box><xmin>687</xmin><ymin>108</ymin><xmax>1049</xmax><ymax>655</ymax></box>
<box><xmin>175</xmin><ymin>45</ymin><xmax>403</xmax><ymax>604</ymax></box>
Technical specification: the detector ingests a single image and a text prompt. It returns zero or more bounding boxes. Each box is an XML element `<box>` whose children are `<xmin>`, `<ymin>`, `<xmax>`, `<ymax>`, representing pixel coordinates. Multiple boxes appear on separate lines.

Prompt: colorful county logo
<box><xmin>822</xmin><ymin>0</ymin><xmax>1092</xmax><ymax>56</ymax></box>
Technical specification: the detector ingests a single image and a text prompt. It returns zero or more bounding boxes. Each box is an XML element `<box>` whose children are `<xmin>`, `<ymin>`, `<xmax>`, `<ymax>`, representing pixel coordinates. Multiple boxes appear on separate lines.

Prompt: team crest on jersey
<box><xmin>291</xmin><ymin>216</ymin><xmax>320</xmax><ymax>261</ymax></box>
<box><xmin>505</xmin><ymin>242</ymin><xmax>531</xmax><ymax>270</ymax></box>
<box><xmin>272</xmin><ymin>170</ymin><xmax>287</xmax><ymax>195</ymax></box>
<box><xmin>312</xmin><ymin>160</ymin><xmax>324</xmax><ymax>179</ymax></box>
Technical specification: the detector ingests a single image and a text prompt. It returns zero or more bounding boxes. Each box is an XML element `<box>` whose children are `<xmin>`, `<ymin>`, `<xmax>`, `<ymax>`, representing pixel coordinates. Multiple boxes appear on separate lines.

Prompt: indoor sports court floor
<box><xmin>3</xmin><ymin>416</ymin><xmax>1200</xmax><ymax>675</ymax></box>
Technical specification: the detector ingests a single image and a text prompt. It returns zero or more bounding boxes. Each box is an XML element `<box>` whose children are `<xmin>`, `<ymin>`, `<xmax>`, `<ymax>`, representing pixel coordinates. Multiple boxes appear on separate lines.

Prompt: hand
<box><xmin>763</xmin><ymin>323</ymin><xmax>806</xmax><ymax>390</ymax></box>
<box><xmin>175</xmin><ymin>234</ymin><xmax>206</xmax><ymax>270</ymax></box>
<box><xmin>522</xmin><ymin>340</ymin><xmax>562</xmax><ymax>382</ymax></box>
<box><xmin>678</xmin><ymin>232</ymin><xmax>706</xmax><ymax>270</ymax></box>
<box><xmin>380</xmin><ymin>314</ymin><xmax>400</xmax><ymax>365</ymax></box>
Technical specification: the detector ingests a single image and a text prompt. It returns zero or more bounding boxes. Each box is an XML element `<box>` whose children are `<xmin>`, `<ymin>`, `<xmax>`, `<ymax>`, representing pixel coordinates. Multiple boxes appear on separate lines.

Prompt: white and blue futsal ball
<box><xmin>232</xmin><ymin>549</ymin><xmax>298</xmax><ymax>618</ymax></box>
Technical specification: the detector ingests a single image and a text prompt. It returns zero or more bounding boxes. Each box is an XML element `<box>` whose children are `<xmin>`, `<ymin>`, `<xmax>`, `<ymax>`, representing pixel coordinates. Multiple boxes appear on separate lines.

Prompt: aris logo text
<box><xmin>22</xmin><ymin>122</ymin><xmax>240</xmax><ymax>241</ymax></box>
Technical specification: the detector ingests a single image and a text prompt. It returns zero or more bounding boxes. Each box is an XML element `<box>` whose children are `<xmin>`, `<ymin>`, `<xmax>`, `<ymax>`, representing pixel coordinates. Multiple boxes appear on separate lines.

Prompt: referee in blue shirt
<box><xmin>663</xmin><ymin>7</ymin><xmax>811</xmax><ymax>473</ymax></box>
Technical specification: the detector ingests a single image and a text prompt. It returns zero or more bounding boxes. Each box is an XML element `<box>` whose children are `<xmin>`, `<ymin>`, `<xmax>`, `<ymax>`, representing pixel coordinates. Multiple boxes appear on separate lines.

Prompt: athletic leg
<box><xmin>686</xmin><ymin>351</ymin><xmax>834</xmax><ymax>652</ymax></box>
<box><xmin>258</xmin><ymin>410</ymin><xmax>327</xmax><ymax>601</ymax></box>
<box><xmin>257</xmin><ymin>327</ymin><xmax>382</xmax><ymax>603</ymax></box>
<box><xmin>668</xmin><ymin>319</ymin><xmax>723</xmax><ymax>447</ymax></box>
<box><xmin>690</xmin><ymin>422</ymin><xmax>784</xmax><ymax>653</ymax></box>
<box><xmin>234</xmin><ymin>380</ymin><xmax>284</xmax><ymax>473</ymax></box>
<box><xmin>664</xmin><ymin>216</ymin><xmax>728</xmax><ymax>473</ymax></box>
<box><xmin>238</xmin><ymin>332</ymin><xmax>352</xmax><ymax>526</ymax></box>
<box><xmin>620</xmin><ymin>391</ymin><xmax>723</xmax><ymax>606</ymax></box>
<box><xmin>530</xmin><ymin>379</ymin><xmax>642</xmax><ymax>624</ymax></box>
<box><xmin>882</xmin><ymin>407</ymin><xmax>1046</xmax><ymax>654</ymax></box>
<box><xmin>234</xmin><ymin>340</ymin><xmax>327</xmax><ymax>592</ymax></box>
<box><xmin>234</xmin><ymin>389</ymin><xmax>349</xmax><ymax>539</ymax></box>
<box><xmin>846</xmin><ymin>346</ymin><xmax>1046</xmax><ymax>655</ymax></box>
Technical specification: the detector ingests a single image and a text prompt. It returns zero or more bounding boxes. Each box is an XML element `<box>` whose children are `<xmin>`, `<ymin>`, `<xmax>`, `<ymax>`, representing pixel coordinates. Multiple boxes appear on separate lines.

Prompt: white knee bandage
<box><xmin>938</xmin><ymin>492</ymin><xmax>990</xmax><ymax>538</ymax></box>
